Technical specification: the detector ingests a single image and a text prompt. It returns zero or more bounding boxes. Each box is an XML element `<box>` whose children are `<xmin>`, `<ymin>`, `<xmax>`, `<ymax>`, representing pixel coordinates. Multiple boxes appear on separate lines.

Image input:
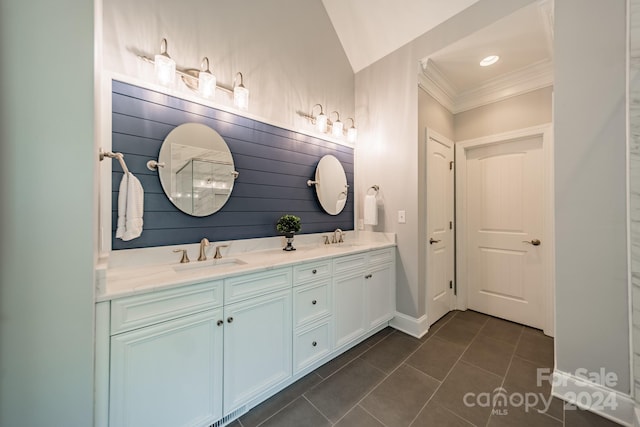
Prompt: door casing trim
<box><xmin>455</xmin><ymin>123</ymin><xmax>555</xmax><ymax>336</ymax></box>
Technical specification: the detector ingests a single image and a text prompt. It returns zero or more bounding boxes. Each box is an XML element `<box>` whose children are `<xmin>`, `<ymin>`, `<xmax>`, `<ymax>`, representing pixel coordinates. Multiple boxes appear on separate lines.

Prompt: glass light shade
<box><xmin>316</xmin><ymin>113</ymin><xmax>328</xmax><ymax>133</ymax></box>
<box><xmin>154</xmin><ymin>54</ymin><xmax>176</xmax><ymax>86</ymax></box>
<box><xmin>198</xmin><ymin>71</ymin><xmax>216</xmax><ymax>98</ymax></box>
<box><xmin>332</xmin><ymin>120</ymin><xmax>343</xmax><ymax>138</ymax></box>
<box><xmin>234</xmin><ymin>85</ymin><xmax>249</xmax><ymax>110</ymax></box>
<box><xmin>347</xmin><ymin>126</ymin><xmax>357</xmax><ymax>143</ymax></box>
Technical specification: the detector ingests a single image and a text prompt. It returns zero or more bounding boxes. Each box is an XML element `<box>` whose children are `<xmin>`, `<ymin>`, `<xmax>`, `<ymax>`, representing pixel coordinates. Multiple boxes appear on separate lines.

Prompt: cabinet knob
<box><xmin>312</xmin><ymin>341</ymin><xmax>317</xmax><ymax>347</ymax></box>
<box><xmin>365</xmin><ymin>274</ymin><xmax>373</xmax><ymax>279</ymax></box>
<box><xmin>227</xmin><ymin>317</ymin><xmax>234</xmax><ymax>323</ymax></box>
<box><xmin>216</xmin><ymin>320</ymin><xmax>223</xmax><ymax>326</ymax></box>
<box><xmin>312</xmin><ymin>299</ymin><xmax>317</xmax><ymax>305</ymax></box>
<box><xmin>312</xmin><ymin>269</ymin><xmax>317</xmax><ymax>274</ymax></box>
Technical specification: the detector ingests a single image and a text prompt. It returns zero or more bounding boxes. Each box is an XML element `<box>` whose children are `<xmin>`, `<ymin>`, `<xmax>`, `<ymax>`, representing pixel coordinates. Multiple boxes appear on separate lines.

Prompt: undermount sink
<box><xmin>173</xmin><ymin>258</ymin><xmax>247</xmax><ymax>272</ymax></box>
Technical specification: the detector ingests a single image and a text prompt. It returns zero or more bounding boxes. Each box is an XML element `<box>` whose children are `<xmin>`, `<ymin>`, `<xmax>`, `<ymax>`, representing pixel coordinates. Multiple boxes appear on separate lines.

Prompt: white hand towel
<box><xmin>364</xmin><ymin>194</ymin><xmax>378</xmax><ymax>226</ymax></box>
<box><xmin>116</xmin><ymin>172</ymin><xmax>144</xmax><ymax>241</ymax></box>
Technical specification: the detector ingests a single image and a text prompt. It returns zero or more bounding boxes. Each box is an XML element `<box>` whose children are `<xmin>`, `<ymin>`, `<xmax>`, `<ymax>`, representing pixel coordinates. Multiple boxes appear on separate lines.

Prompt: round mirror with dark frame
<box><xmin>310</xmin><ymin>154</ymin><xmax>348</xmax><ymax>215</ymax></box>
<box><xmin>157</xmin><ymin>122</ymin><xmax>238</xmax><ymax>217</ymax></box>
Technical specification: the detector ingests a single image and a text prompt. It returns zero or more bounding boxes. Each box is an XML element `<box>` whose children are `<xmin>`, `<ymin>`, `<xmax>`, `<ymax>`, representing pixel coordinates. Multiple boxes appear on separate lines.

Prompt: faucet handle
<box><xmin>214</xmin><ymin>245</ymin><xmax>229</xmax><ymax>259</ymax></box>
<box><xmin>339</xmin><ymin>232</ymin><xmax>345</xmax><ymax>243</ymax></box>
<box><xmin>323</xmin><ymin>235</ymin><xmax>330</xmax><ymax>245</ymax></box>
<box><xmin>173</xmin><ymin>249</ymin><xmax>190</xmax><ymax>263</ymax></box>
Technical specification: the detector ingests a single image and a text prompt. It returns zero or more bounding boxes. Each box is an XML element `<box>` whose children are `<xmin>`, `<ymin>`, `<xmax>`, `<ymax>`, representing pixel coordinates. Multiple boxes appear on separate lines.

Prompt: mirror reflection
<box><xmin>313</xmin><ymin>155</ymin><xmax>348</xmax><ymax>215</ymax></box>
<box><xmin>158</xmin><ymin>123</ymin><xmax>237</xmax><ymax>216</ymax></box>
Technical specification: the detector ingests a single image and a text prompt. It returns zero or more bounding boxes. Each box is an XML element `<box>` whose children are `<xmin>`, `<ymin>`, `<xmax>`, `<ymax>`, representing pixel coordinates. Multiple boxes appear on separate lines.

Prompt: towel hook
<box><xmin>367</xmin><ymin>185</ymin><xmax>379</xmax><ymax>196</ymax></box>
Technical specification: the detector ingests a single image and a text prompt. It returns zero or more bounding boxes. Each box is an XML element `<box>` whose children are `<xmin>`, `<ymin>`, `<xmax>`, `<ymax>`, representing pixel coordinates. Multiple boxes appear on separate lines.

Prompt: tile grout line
<box><xmin>483</xmin><ymin>326</ymin><xmax>524</xmax><ymax>427</ymax></box>
<box><xmin>300</xmin><ymin>394</ymin><xmax>333</xmax><ymax>426</ymax></box>
<box><xmin>405</xmin><ymin>312</ymin><xmax>490</xmax><ymax>427</ymax></box>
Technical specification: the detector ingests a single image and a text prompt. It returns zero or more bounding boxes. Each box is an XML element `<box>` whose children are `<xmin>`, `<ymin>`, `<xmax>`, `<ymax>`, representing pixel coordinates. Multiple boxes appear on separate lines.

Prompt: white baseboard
<box><xmin>389</xmin><ymin>312</ymin><xmax>429</xmax><ymax>338</ymax></box>
<box><xmin>552</xmin><ymin>369</ymin><xmax>636</xmax><ymax>426</ymax></box>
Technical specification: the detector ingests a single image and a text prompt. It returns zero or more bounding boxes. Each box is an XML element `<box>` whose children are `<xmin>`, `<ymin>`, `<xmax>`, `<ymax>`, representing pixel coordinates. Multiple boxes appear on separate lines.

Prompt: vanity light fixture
<box><xmin>331</xmin><ymin>111</ymin><xmax>343</xmax><ymax>138</ymax></box>
<box><xmin>346</xmin><ymin>118</ymin><xmax>357</xmax><ymax>143</ymax></box>
<box><xmin>137</xmin><ymin>38</ymin><xmax>249</xmax><ymax>110</ymax></box>
<box><xmin>233</xmin><ymin>72</ymin><xmax>249</xmax><ymax>110</ymax></box>
<box><xmin>296</xmin><ymin>105</ymin><xmax>356</xmax><ymax>142</ymax></box>
<box><xmin>480</xmin><ymin>55</ymin><xmax>500</xmax><ymax>67</ymax></box>
<box><xmin>313</xmin><ymin>104</ymin><xmax>328</xmax><ymax>133</ymax></box>
<box><xmin>198</xmin><ymin>57</ymin><xmax>216</xmax><ymax>98</ymax></box>
<box><xmin>154</xmin><ymin>38</ymin><xmax>176</xmax><ymax>86</ymax></box>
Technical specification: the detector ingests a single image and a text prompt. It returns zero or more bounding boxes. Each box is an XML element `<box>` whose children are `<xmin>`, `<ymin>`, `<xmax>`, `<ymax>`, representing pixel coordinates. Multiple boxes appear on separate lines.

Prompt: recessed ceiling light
<box><xmin>480</xmin><ymin>55</ymin><xmax>500</xmax><ymax>67</ymax></box>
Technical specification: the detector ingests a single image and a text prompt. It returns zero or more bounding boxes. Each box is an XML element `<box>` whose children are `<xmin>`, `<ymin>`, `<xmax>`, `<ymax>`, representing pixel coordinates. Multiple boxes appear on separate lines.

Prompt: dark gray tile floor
<box><xmin>230</xmin><ymin>310</ymin><xmax>623</xmax><ymax>427</ymax></box>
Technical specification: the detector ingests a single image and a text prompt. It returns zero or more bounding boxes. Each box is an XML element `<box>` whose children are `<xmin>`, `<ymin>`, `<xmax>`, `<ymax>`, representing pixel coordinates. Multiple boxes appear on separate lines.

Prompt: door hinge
<box><xmin>449</xmin><ymin>161</ymin><xmax>454</xmax><ymax>170</ymax></box>
<box><xmin>449</xmin><ymin>280</ymin><xmax>453</xmax><ymax>289</ymax></box>
<box><xmin>449</xmin><ymin>221</ymin><xmax>453</xmax><ymax>230</ymax></box>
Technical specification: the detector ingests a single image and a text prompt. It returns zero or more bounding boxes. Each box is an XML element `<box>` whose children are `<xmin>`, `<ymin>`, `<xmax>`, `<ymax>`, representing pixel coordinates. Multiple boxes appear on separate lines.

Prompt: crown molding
<box><xmin>454</xmin><ymin>59</ymin><xmax>553</xmax><ymax>113</ymax></box>
<box><xmin>419</xmin><ymin>0</ymin><xmax>554</xmax><ymax>114</ymax></box>
<box><xmin>418</xmin><ymin>59</ymin><xmax>455</xmax><ymax>112</ymax></box>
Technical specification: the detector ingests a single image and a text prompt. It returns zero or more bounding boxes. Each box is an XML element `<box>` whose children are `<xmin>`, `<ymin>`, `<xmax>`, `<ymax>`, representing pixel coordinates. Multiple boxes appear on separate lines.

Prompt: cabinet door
<box><xmin>109</xmin><ymin>309</ymin><xmax>223</xmax><ymax>427</ymax></box>
<box><xmin>223</xmin><ymin>289</ymin><xmax>292</xmax><ymax>415</ymax></box>
<box><xmin>366</xmin><ymin>263</ymin><xmax>395</xmax><ymax>329</ymax></box>
<box><xmin>333</xmin><ymin>270</ymin><xmax>366</xmax><ymax>348</ymax></box>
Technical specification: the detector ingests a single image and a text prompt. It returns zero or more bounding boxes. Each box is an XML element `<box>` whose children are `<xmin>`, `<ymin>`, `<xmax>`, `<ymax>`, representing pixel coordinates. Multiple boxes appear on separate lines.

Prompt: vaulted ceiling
<box><xmin>321</xmin><ymin>0</ymin><xmax>482</xmax><ymax>73</ymax></box>
<box><xmin>322</xmin><ymin>0</ymin><xmax>554</xmax><ymax>112</ymax></box>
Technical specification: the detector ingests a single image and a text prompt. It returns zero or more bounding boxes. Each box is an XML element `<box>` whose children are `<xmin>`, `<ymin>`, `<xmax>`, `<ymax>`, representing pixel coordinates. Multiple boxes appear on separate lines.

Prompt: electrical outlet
<box><xmin>398</xmin><ymin>210</ymin><xmax>406</xmax><ymax>224</ymax></box>
<box><xmin>358</xmin><ymin>219</ymin><xmax>364</xmax><ymax>230</ymax></box>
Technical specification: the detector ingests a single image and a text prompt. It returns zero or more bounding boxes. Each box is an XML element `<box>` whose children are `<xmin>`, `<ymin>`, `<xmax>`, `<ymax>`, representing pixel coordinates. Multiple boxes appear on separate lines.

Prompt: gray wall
<box><xmin>629</xmin><ymin>0</ymin><xmax>640</xmax><ymax>401</ymax></box>
<box><xmin>554</xmin><ymin>0</ymin><xmax>629</xmax><ymax>393</ymax></box>
<box><xmin>0</xmin><ymin>0</ymin><xmax>96</xmax><ymax>426</ymax></box>
<box><xmin>454</xmin><ymin>86</ymin><xmax>553</xmax><ymax>141</ymax></box>
<box><xmin>355</xmin><ymin>0</ymin><xmax>536</xmax><ymax>318</ymax></box>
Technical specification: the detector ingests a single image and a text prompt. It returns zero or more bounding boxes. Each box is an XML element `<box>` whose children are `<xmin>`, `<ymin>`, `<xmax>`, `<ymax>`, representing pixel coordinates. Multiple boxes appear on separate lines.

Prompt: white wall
<box><xmin>554</xmin><ymin>0</ymin><xmax>629</xmax><ymax>393</ymax></box>
<box><xmin>355</xmin><ymin>0</ymin><xmax>536</xmax><ymax>318</ymax></box>
<box><xmin>630</xmin><ymin>0</ymin><xmax>640</xmax><ymax>401</ymax></box>
<box><xmin>0</xmin><ymin>1</ymin><xmax>96</xmax><ymax>426</ymax></box>
<box><xmin>454</xmin><ymin>86</ymin><xmax>553</xmax><ymax>141</ymax></box>
<box><xmin>102</xmin><ymin>0</ymin><xmax>354</xmax><ymax>134</ymax></box>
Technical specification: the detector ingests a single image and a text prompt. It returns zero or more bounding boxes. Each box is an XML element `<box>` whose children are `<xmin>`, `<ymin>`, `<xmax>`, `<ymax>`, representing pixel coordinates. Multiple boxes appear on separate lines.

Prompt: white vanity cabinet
<box><xmin>292</xmin><ymin>260</ymin><xmax>333</xmax><ymax>373</ymax></box>
<box><xmin>108</xmin><ymin>280</ymin><xmax>225</xmax><ymax>427</ymax></box>
<box><xmin>222</xmin><ymin>269</ymin><xmax>292</xmax><ymax>415</ymax></box>
<box><xmin>333</xmin><ymin>248</ymin><xmax>396</xmax><ymax>350</ymax></box>
<box><xmin>98</xmin><ymin>244</ymin><xmax>396</xmax><ymax>427</ymax></box>
<box><xmin>365</xmin><ymin>248</ymin><xmax>396</xmax><ymax>329</ymax></box>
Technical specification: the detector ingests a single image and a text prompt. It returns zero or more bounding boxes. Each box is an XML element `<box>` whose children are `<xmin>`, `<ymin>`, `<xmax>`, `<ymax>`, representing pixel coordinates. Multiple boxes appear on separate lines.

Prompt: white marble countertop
<box><xmin>96</xmin><ymin>231</ymin><xmax>395</xmax><ymax>302</ymax></box>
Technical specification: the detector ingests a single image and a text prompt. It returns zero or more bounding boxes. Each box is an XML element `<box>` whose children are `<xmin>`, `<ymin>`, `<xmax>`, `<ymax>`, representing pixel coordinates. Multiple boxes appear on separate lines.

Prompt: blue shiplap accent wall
<box><xmin>111</xmin><ymin>81</ymin><xmax>354</xmax><ymax>250</ymax></box>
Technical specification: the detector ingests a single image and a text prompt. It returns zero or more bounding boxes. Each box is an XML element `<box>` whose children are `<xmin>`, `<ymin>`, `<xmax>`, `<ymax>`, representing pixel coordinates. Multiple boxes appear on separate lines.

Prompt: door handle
<box><xmin>429</xmin><ymin>238</ymin><xmax>441</xmax><ymax>245</ymax></box>
<box><xmin>522</xmin><ymin>239</ymin><xmax>541</xmax><ymax>246</ymax></box>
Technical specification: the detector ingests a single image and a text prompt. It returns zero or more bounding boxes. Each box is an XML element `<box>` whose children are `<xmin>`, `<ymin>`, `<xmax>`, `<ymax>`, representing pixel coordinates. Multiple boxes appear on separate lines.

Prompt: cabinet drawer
<box><xmin>224</xmin><ymin>268</ymin><xmax>292</xmax><ymax>304</ymax></box>
<box><xmin>293</xmin><ymin>279</ymin><xmax>332</xmax><ymax>328</ymax></box>
<box><xmin>293</xmin><ymin>320</ymin><xmax>332</xmax><ymax>373</ymax></box>
<box><xmin>293</xmin><ymin>260</ymin><xmax>332</xmax><ymax>285</ymax></box>
<box><xmin>333</xmin><ymin>253</ymin><xmax>367</xmax><ymax>274</ymax></box>
<box><xmin>368</xmin><ymin>248</ymin><xmax>395</xmax><ymax>265</ymax></box>
<box><xmin>111</xmin><ymin>280</ymin><xmax>223</xmax><ymax>335</ymax></box>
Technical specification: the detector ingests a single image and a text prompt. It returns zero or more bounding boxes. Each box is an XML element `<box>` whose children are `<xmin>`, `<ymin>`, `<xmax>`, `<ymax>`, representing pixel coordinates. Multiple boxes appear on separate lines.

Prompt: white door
<box><xmin>464</xmin><ymin>134</ymin><xmax>545</xmax><ymax>329</ymax></box>
<box><xmin>426</xmin><ymin>130</ymin><xmax>455</xmax><ymax>325</ymax></box>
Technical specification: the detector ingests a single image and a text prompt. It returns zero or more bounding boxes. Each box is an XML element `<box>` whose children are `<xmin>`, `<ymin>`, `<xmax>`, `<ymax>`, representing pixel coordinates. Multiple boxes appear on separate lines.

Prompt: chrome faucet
<box><xmin>332</xmin><ymin>229</ymin><xmax>344</xmax><ymax>244</ymax></box>
<box><xmin>214</xmin><ymin>244</ymin><xmax>228</xmax><ymax>259</ymax></box>
<box><xmin>198</xmin><ymin>238</ymin><xmax>210</xmax><ymax>261</ymax></box>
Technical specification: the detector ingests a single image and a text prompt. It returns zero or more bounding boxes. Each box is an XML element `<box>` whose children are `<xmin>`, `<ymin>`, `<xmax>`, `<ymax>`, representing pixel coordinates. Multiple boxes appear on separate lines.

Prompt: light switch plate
<box><xmin>398</xmin><ymin>210</ymin><xmax>406</xmax><ymax>224</ymax></box>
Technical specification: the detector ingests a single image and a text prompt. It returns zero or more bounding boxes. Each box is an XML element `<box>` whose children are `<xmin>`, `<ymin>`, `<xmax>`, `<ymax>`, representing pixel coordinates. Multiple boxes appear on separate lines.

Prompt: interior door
<box><xmin>426</xmin><ymin>130</ymin><xmax>455</xmax><ymax>325</ymax></box>
<box><xmin>465</xmin><ymin>135</ymin><xmax>544</xmax><ymax>328</ymax></box>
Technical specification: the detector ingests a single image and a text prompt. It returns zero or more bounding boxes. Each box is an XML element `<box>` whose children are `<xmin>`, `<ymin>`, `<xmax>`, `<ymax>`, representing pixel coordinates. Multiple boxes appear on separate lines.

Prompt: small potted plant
<box><xmin>276</xmin><ymin>214</ymin><xmax>302</xmax><ymax>251</ymax></box>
